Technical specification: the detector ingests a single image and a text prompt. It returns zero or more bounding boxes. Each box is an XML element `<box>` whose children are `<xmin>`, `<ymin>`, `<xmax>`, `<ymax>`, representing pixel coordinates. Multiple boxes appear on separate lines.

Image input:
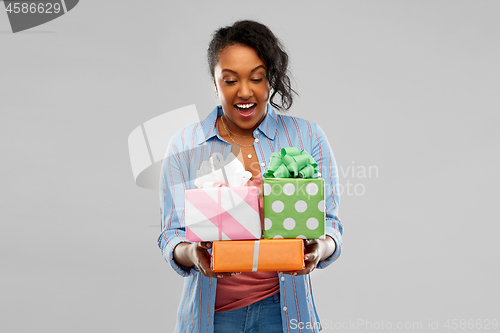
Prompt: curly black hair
<box><xmin>207</xmin><ymin>20</ymin><xmax>297</xmax><ymax>111</ymax></box>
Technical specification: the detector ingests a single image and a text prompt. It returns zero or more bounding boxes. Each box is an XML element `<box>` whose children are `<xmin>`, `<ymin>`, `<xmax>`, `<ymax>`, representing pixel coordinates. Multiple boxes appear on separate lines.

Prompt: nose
<box><xmin>237</xmin><ymin>81</ymin><xmax>253</xmax><ymax>100</ymax></box>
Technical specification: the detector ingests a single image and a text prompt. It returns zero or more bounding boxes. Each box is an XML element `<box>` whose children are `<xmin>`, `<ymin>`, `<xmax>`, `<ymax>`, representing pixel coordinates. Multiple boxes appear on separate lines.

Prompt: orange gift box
<box><xmin>211</xmin><ymin>239</ymin><xmax>304</xmax><ymax>272</ymax></box>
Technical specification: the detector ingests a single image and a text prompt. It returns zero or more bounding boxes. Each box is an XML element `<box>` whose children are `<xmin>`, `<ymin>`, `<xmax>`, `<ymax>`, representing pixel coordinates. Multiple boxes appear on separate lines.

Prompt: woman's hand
<box><xmin>173</xmin><ymin>242</ymin><xmax>240</xmax><ymax>279</ymax></box>
<box><xmin>282</xmin><ymin>237</ymin><xmax>336</xmax><ymax>276</ymax></box>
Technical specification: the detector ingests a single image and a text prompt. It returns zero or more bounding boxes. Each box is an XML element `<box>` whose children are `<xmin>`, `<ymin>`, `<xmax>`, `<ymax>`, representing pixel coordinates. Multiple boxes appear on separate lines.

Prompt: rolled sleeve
<box><xmin>157</xmin><ymin>134</ymin><xmax>198</xmax><ymax>277</ymax></box>
<box><xmin>158</xmin><ymin>232</ymin><xmax>196</xmax><ymax>276</ymax></box>
<box><xmin>317</xmin><ymin>217</ymin><xmax>343</xmax><ymax>268</ymax></box>
<box><xmin>310</xmin><ymin>123</ymin><xmax>344</xmax><ymax>269</ymax></box>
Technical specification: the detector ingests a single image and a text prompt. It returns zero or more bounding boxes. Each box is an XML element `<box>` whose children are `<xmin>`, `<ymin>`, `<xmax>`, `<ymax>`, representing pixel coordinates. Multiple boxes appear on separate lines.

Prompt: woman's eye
<box><xmin>224</xmin><ymin>80</ymin><xmax>236</xmax><ymax>84</ymax></box>
<box><xmin>251</xmin><ymin>78</ymin><xmax>263</xmax><ymax>83</ymax></box>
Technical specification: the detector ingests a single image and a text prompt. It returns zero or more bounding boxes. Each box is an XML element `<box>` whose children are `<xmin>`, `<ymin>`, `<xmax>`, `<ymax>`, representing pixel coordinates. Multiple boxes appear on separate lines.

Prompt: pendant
<box><xmin>247</xmin><ymin>154</ymin><xmax>252</xmax><ymax>158</ymax></box>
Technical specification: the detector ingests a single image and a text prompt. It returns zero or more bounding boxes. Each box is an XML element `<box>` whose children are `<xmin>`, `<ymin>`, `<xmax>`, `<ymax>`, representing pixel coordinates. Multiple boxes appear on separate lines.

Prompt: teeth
<box><xmin>236</xmin><ymin>103</ymin><xmax>255</xmax><ymax>109</ymax></box>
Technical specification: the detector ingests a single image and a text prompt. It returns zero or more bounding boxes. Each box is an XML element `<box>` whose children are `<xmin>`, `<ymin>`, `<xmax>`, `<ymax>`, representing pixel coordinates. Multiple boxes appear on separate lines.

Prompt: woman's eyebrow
<box><xmin>250</xmin><ymin>65</ymin><xmax>265</xmax><ymax>73</ymax></box>
<box><xmin>221</xmin><ymin>65</ymin><xmax>265</xmax><ymax>75</ymax></box>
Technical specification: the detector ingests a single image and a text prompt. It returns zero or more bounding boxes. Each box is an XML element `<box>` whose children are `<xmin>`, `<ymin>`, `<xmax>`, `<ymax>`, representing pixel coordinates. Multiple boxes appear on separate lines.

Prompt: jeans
<box><xmin>213</xmin><ymin>293</ymin><xmax>283</xmax><ymax>333</ymax></box>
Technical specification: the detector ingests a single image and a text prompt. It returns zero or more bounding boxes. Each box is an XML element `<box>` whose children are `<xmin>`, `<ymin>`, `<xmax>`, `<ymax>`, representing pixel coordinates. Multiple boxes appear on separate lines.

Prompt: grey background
<box><xmin>1</xmin><ymin>1</ymin><xmax>499</xmax><ymax>332</ymax></box>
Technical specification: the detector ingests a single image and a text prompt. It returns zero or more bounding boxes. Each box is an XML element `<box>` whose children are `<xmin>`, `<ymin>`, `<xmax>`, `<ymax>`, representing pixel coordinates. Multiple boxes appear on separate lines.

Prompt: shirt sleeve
<box><xmin>309</xmin><ymin>123</ymin><xmax>343</xmax><ymax>269</ymax></box>
<box><xmin>157</xmin><ymin>134</ymin><xmax>198</xmax><ymax>277</ymax></box>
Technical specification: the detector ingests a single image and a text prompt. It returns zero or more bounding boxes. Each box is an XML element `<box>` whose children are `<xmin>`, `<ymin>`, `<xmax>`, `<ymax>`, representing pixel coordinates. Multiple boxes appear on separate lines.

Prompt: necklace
<box><xmin>220</xmin><ymin>116</ymin><xmax>255</xmax><ymax>158</ymax></box>
<box><xmin>235</xmin><ymin>146</ymin><xmax>254</xmax><ymax>159</ymax></box>
<box><xmin>220</xmin><ymin>116</ymin><xmax>252</xmax><ymax>137</ymax></box>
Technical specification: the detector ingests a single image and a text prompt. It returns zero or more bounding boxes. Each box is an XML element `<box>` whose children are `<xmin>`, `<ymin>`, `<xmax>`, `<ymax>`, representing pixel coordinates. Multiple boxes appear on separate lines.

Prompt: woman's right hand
<box><xmin>173</xmin><ymin>242</ymin><xmax>240</xmax><ymax>279</ymax></box>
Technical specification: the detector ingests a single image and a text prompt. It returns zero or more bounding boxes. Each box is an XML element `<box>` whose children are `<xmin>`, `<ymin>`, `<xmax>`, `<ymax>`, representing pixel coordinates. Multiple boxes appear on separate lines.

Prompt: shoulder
<box><xmin>170</xmin><ymin>106</ymin><xmax>219</xmax><ymax>148</ymax></box>
<box><xmin>173</xmin><ymin>120</ymin><xmax>203</xmax><ymax>138</ymax></box>
<box><xmin>169</xmin><ymin>120</ymin><xmax>204</xmax><ymax>150</ymax></box>
<box><xmin>274</xmin><ymin>112</ymin><xmax>321</xmax><ymax>137</ymax></box>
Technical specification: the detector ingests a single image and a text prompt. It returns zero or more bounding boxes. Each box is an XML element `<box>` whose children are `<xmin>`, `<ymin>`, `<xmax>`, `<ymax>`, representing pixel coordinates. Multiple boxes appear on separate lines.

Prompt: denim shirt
<box><xmin>158</xmin><ymin>104</ymin><xmax>343</xmax><ymax>333</ymax></box>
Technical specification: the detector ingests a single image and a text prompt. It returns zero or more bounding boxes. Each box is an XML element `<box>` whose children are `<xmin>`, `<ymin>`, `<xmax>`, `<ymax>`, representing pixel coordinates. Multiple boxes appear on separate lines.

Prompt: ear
<box><xmin>214</xmin><ymin>80</ymin><xmax>219</xmax><ymax>96</ymax></box>
<box><xmin>214</xmin><ymin>80</ymin><xmax>219</xmax><ymax>98</ymax></box>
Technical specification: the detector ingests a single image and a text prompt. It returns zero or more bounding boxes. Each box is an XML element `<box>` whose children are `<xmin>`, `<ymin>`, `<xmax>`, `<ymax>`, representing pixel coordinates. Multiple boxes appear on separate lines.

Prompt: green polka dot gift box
<box><xmin>263</xmin><ymin>178</ymin><xmax>325</xmax><ymax>239</ymax></box>
<box><xmin>262</xmin><ymin>147</ymin><xmax>326</xmax><ymax>240</ymax></box>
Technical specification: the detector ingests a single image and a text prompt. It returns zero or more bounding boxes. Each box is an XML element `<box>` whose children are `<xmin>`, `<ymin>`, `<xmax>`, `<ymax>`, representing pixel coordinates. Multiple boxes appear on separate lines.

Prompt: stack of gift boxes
<box><xmin>184</xmin><ymin>147</ymin><xmax>325</xmax><ymax>272</ymax></box>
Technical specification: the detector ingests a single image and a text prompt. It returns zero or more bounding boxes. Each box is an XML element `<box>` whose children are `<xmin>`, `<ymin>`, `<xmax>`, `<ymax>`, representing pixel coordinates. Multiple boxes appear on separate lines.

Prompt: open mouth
<box><xmin>235</xmin><ymin>103</ymin><xmax>257</xmax><ymax>114</ymax></box>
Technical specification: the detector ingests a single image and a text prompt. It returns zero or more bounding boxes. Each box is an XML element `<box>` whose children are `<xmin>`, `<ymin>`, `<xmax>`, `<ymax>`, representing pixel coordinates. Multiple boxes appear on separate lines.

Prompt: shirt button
<box><xmin>254</xmin><ymin>138</ymin><xmax>259</xmax><ymax>143</ymax></box>
<box><xmin>261</xmin><ymin>163</ymin><xmax>266</xmax><ymax>167</ymax></box>
<box><xmin>281</xmin><ymin>276</ymin><xmax>285</xmax><ymax>281</ymax></box>
<box><xmin>283</xmin><ymin>306</ymin><xmax>287</xmax><ymax>311</ymax></box>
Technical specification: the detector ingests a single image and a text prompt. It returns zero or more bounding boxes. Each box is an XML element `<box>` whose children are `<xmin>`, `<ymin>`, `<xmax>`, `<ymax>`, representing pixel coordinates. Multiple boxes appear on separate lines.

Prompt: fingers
<box><xmin>304</xmin><ymin>246</ymin><xmax>320</xmax><ymax>273</ymax></box>
<box><xmin>303</xmin><ymin>239</ymin><xmax>318</xmax><ymax>246</ymax></box>
<box><xmin>191</xmin><ymin>243</ymin><xmax>216</xmax><ymax>278</ymax></box>
<box><xmin>191</xmin><ymin>242</ymin><xmax>240</xmax><ymax>278</ymax></box>
<box><xmin>195</xmin><ymin>256</ymin><xmax>232</xmax><ymax>278</ymax></box>
<box><xmin>197</xmin><ymin>241</ymin><xmax>212</xmax><ymax>250</ymax></box>
<box><xmin>304</xmin><ymin>251</ymin><xmax>319</xmax><ymax>262</ymax></box>
<box><xmin>303</xmin><ymin>239</ymin><xmax>320</xmax><ymax>252</ymax></box>
<box><xmin>282</xmin><ymin>244</ymin><xmax>320</xmax><ymax>276</ymax></box>
<box><xmin>302</xmin><ymin>258</ymin><xmax>318</xmax><ymax>274</ymax></box>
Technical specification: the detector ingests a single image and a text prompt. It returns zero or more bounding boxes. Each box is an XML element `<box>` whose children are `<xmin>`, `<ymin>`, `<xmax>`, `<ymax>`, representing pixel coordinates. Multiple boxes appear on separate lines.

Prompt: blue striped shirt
<box><xmin>158</xmin><ymin>104</ymin><xmax>343</xmax><ymax>333</ymax></box>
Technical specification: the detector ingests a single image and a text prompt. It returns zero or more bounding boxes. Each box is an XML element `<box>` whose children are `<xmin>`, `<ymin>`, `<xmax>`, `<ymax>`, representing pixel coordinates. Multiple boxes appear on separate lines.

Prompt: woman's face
<box><xmin>214</xmin><ymin>44</ymin><xmax>270</xmax><ymax>134</ymax></box>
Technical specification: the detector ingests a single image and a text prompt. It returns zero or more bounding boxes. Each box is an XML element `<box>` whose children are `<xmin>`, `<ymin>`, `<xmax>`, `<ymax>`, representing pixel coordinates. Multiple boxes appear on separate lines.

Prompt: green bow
<box><xmin>263</xmin><ymin>147</ymin><xmax>318</xmax><ymax>178</ymax></box>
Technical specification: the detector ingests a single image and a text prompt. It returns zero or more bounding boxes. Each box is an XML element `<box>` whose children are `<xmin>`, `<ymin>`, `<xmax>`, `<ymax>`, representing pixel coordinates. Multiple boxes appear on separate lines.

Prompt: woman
<box><xmin>159</xmin><ymin>20</ymin><xmax>343</xmax><ymax>333</ymax></box>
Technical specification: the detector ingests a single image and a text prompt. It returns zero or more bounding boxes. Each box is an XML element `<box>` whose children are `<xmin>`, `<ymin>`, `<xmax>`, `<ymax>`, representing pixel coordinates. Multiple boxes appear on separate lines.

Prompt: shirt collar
<box><xmin>197</xmin><ymin>104</ymin><xmax>278</xmax><ymax>145</ymax></box>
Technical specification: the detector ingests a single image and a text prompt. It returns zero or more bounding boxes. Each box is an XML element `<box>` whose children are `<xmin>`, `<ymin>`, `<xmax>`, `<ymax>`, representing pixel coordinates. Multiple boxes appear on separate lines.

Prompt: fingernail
<box><xmin>231</xmin><ymin>273</ymin><xmax>236</xmax><ymax>276</ymax></box>
<box><xmin>304</xmin><ymin>255</ymin><xmax>309</xmax><ymax>260</ymax></box>
<box><xmin>217</xmin><ymin>274</ymin><xmax>222</xmax><ymax>278</ymax></box>
<box><xmin>293</xmin><ymin>272</ymin><xmax>297</xmax><ymax>276</ymax></box>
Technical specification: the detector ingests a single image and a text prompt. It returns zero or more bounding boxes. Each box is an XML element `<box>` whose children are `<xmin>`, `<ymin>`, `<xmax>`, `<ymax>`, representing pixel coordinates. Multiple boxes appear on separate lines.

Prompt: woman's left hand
<box><xmin>282</xmin><ymin>237</ymin><xmax>336</xmax><ymax>276</ymax></box>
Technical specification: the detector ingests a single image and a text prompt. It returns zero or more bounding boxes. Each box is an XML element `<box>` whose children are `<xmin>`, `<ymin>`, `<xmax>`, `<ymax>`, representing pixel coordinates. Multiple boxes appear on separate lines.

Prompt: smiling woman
<box><xmin>214</xmin><ymin>45</ymin><xmax>269</xmax><ymax>169</ymax></box>
<box><xmin>214</xmin><ymin>45</ymin><xmax>269</xmax><ymax>136</ymax></box>
<box><xmin>158</xmin><ymin>20</ymin><xmax>343</xmax><ymax>333</ymax></box>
